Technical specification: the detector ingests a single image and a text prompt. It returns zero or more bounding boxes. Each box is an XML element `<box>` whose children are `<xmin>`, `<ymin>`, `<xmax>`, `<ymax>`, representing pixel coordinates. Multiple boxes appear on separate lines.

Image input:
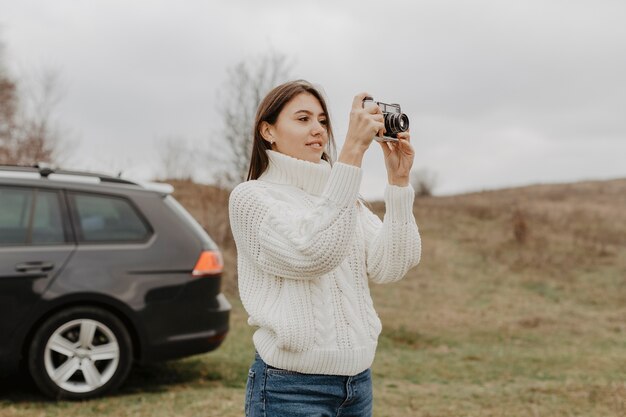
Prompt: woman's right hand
<box><xmin>338</xmin><ymin>92</ymin><xmax>385</xmax><ymax>167</ymax></box>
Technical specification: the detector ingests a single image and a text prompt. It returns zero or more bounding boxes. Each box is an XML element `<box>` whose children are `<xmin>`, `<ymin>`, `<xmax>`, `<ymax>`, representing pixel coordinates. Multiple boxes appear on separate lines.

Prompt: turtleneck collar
<box><xmin>258</xmin><ymin>150</ymin><xmax>331</xmax><ymax>196</ymax></box>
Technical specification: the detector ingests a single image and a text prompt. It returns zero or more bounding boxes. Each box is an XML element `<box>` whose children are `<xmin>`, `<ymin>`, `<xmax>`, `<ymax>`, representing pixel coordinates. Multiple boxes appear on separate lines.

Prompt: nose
<box><xmin>311</xmin><ymin>120</ymin><xmax>325</xmax><ymax>136</ymax></box>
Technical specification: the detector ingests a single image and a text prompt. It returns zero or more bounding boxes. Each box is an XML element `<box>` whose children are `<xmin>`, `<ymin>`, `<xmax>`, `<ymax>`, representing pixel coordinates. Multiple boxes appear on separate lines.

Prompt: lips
<box><xmin>306</xmin><ymin>140</ymin><xmax>324</xmax><ymax>149</ymax></box>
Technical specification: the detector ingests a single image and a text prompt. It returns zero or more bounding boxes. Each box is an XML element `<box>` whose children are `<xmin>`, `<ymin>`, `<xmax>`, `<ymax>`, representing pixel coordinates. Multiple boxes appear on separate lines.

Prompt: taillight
<box><xmin>192</xmin><ymin>250</ymin><xmax>223</xmax><ymax>277</ymax></box>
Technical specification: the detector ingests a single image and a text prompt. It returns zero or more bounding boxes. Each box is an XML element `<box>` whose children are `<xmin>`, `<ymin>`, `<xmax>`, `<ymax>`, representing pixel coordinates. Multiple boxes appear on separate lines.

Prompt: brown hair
<box><xmin>246</xmin><ymin>80</ymin><xmax>336</xmax><ymax>181</ymax></box>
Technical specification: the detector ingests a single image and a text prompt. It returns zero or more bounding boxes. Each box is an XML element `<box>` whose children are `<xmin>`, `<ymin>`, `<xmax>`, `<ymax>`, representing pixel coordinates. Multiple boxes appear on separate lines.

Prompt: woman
<box><xmin>229</xmin><ymin>80</ymin><xmax>421</xmax><ymax>417</ymax></box>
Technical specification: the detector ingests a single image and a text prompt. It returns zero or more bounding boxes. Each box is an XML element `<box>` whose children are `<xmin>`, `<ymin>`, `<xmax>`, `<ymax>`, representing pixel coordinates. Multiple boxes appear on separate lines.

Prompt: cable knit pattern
<box><xmin>229</xmin><ymin>150</ymin><xmax>421</xmax><ymax>376</ymax></box>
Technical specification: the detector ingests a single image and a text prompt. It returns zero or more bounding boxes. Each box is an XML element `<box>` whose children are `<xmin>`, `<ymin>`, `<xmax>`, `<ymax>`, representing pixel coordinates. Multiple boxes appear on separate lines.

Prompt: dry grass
<box><xmin>2</xmin><ymin>177</ymin><xmax>626</xmax><ymax>416</ymax></box>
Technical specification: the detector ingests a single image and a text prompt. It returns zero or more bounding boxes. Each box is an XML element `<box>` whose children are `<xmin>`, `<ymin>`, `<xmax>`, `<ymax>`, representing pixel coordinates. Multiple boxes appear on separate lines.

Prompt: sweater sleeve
<box><xmin>229</xmin><ymin>163</ymin><xmax>362</xmax><ymax>280</ymax></box>
<box><xmin>361</xmin><ymin>184</ymin><xmax>421</xmax><ymax>284</ymax></box>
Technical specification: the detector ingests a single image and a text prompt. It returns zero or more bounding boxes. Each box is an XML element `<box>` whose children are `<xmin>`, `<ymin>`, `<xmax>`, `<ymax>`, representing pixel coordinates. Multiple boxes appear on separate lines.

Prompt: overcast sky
<box><xmin>1</xmin><ymin>0</ymin><xmax>625</xmax><ymax>199</ymax></box>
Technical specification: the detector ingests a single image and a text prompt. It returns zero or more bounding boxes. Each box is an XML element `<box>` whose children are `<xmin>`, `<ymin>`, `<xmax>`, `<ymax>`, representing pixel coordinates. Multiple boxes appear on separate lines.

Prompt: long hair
<box><xmin>247</xmin><ymin>80</ymin><xmax>336</xmax><ymax>181</ymax></box>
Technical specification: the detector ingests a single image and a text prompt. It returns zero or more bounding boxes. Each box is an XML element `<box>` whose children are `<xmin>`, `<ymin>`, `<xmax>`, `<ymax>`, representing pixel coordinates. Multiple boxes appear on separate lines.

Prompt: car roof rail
<box><xmin>0</xmin><ymin>163</ymin><xmax>138</xmax><ymax>185</ymax></box>
<box><xmin>0</xmin><ymin>164</ymin><xmax>175</xmax><ymax>194</ymax></box>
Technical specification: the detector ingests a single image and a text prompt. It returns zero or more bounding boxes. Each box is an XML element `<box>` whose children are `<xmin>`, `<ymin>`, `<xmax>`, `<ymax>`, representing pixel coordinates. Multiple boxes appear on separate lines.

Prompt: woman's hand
<box><xmin>338</xmin><ymin>92</ymin><xmax>385</xmax><ymax>167</ymax></box>
<box><xmin>379</xmin><ymin>130</ymin><xmax>414</xmax><ymax>186</ymax></box>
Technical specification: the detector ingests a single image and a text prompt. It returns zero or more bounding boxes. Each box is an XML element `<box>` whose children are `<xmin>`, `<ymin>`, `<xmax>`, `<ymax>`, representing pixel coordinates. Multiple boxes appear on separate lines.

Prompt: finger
<box><xmin>365</xmin><ymin>104</ymin><xmax>383</xmax><ymax>115</ymax></box>
<box><xmin>352</xmin><ymin>92</ymin><xmax>372</xmax><ymax>109</ymax></box>
<box><xmin>373</xmin><ymin>121</ymin><xmax>385</xmax><ymax>136</ymax></box>
<box><xmin>396</xmin><ymin>131</ymin><xmax>411</xmax><ymax>142</ymax></box>
<box><xmin>397</xmin><ymin>139</ymin><xmax>415</xmax><ymax>155</ymax></box>
<box><xmin>378</xmin><ymin>139</ymin><xmax>391</xmax><ymax>157</ymax></box>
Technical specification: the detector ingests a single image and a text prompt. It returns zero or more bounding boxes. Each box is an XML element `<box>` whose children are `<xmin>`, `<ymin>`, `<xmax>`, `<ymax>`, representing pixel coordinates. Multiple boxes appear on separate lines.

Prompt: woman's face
<box><xmin>261</xmin><ymin>92</ymin><xmax>329</xmax><ymax>163</ymax></box>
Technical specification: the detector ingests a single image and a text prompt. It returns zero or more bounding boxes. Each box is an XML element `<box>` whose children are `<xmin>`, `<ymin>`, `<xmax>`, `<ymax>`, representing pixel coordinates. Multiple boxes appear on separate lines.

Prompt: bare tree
<box><xmin>0</xmin><ymin>39</ymin><xmax>71</xmax><ymax>166</ymax></box>
<box><xmin>14</xmin><ymin>71</ymin><xmax>68</xmax><ymax>165</ymax></box>
<box><xmin>410</xmin><ymin>168</ymin><xmax>438</xmax><ymax>197</ymax></box>
<box><xmin>0</xmin><ymin>41</ymin><xmax>19</xmax><ymax>163</ymax></box>
<box><xmin>211</xmin><ymin>51</ymin><xmax>292</xmax><ymax>187</ymax></box>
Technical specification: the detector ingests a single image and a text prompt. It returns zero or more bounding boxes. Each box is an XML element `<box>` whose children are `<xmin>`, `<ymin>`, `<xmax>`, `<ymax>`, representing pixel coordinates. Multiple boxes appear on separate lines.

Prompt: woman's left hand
<box><xmin>378</xmin><ymin>130</ymin><xmax>414</xmax><ymax>186</ymax></box>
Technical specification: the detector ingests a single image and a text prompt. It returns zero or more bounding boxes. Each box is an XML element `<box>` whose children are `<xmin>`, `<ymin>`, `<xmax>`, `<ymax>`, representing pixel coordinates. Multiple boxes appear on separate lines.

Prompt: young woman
<box><xmin>229</xmin><ymin>80</ymin><xmax>421</xmax><ymax>417</ymax></box>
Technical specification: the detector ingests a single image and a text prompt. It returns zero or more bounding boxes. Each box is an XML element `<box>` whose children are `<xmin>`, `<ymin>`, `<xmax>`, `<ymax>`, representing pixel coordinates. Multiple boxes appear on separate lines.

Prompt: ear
<box><xmin>259</xmin><ymin>121</ymin><xmax>274</xmax><ymax>143</ymax></box>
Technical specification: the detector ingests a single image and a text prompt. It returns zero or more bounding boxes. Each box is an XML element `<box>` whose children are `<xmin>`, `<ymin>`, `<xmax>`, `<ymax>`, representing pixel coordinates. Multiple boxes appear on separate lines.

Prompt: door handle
<box><xmin>15</xmin><ymin>262</ymin><xmax>55</xmax><ymax>273</ymax></box>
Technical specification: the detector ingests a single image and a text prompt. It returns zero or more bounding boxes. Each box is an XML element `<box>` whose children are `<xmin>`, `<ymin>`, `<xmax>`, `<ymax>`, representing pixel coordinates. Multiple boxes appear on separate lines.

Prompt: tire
<box><xmin>27</xmin><ymin>306</ymin><xmax>133</xmax><ymax>400</ymax></box>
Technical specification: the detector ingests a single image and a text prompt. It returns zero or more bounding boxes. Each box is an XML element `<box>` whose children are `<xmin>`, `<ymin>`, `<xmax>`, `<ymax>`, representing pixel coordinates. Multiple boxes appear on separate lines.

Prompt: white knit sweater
<box><xmin>229</xmin><ymin>150</ymin><xmax>421</xmax><ymax>376</ymax></box>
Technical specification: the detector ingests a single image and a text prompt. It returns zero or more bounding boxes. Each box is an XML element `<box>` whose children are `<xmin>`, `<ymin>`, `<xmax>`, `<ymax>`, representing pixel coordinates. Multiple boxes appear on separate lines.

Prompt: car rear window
<box><xmin>70</xmin><ymin>193</ymin><xmax>151</xmax><ymax>243</ymax></box>
<box><xmin>0</xmin><ymin>186</ymin><xmax>66</xmax><ymax>246</ymax></box>
<box><xmin>163</xmin><ymin>195</ymin><xmax>217</xmax><ymax>249</ymax></box>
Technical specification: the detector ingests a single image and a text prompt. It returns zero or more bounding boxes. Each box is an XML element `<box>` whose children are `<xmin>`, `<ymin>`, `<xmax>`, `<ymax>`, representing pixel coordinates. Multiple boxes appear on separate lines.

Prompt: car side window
<box><xmin>0</xmin><ymin>186</ymin><xmax>65</xmax><ymax>246</ymax></box>
<box><xmin>71</xmin><ymin>193</ymin><xmax>151</xmax><ymax>243</ymax></box>
<box><xmin>31</xmin><ymin>190</ymin><xmax>66</xmax><ymax>244</ymax></box>
<box><xmin>0</xmin><ymin>186</ymin><xmax>33</xmax><ymax>245</ymax></box>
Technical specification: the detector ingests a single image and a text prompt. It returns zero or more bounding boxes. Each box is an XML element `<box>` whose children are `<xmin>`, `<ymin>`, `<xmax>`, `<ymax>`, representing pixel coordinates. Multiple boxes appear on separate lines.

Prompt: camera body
<box><xmin>363</xmin><ymin>97</ymin><xmax>410</xmax><ymax>142</ymax></box>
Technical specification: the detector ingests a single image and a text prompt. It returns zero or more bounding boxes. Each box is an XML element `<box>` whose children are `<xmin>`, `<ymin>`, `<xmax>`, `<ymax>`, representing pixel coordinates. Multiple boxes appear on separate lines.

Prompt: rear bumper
<box><xmin>139</xmin><ymin>293</ymin><xmax>231</xmax><ymax>363</ymax></box>
<box><xmin>142</xmin><ymin>324</ymin><xmax>230</xmax><ymax>363</ymax></box>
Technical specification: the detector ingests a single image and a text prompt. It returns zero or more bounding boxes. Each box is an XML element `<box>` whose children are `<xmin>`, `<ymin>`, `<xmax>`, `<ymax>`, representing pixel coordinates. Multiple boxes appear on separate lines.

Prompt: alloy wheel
<box><xmin>43</xmin><ymin>319</ymin><xmax>120</xmax><ymax>394</ymax></box>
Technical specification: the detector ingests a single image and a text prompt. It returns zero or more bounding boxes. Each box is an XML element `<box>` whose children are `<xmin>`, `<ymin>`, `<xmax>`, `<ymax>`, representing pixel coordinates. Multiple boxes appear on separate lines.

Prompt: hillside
<box><xmin>166</xmin><ymin>177</ymin><xmax>626</xmax><ymax>416</ymax></box>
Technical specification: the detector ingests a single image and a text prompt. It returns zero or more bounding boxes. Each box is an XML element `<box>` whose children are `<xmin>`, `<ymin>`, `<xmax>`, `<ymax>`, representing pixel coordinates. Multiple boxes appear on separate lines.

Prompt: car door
<box><xmin>0</xmin><ymin>186</ymin><xmax>76</xmax><ymax>345</ymax></box>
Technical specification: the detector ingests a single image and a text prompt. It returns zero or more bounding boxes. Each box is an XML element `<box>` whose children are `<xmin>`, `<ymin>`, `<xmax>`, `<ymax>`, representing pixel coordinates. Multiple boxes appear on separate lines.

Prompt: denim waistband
<box><xmin>253</xmin><ymin>351</ymin><xmax>371</xmax><ymax>379</ymax></box>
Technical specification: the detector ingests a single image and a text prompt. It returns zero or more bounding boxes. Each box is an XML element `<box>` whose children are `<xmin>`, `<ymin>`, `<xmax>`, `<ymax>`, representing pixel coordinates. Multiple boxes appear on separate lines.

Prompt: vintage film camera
<box><xmin>362</xmin><ymin>96</ymin><xmax>410</xmax><ymax>142</ymax></box>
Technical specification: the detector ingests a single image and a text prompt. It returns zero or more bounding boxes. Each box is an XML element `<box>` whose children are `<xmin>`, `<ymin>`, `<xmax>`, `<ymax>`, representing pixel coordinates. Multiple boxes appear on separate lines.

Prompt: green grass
<box><xmin>2</xmin><ymin>178</ymin><xmax>626</xmax><ymax>416</ymax></box>
<box><xmin>5</xmin><ymin>291</ymin><xmax>625</xmax><ymax>417</ymax></box>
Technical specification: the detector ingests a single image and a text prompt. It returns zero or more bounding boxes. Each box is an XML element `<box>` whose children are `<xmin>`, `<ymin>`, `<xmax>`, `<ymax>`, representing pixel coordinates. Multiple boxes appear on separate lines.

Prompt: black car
<box><xmin>0</xmin><ymin>165</ymin><xmax>231</xmax><ymax>399</ymax></box>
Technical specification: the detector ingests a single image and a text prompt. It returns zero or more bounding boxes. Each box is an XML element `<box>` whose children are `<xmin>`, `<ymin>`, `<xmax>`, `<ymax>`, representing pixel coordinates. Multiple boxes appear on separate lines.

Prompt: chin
<box><xmin>307</xmin><ymin>154</ymin><xmax>325</xmax><ymax>163</ymax></box>
<box><xmin>298</xmin><ymin>149</ymin><xmax>324</xmax><ymax>163</ymax></box>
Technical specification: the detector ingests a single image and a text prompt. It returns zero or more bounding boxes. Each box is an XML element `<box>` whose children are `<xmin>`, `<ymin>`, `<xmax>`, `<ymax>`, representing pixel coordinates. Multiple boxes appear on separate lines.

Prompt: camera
<box><xmin>363</xmin><ymin>96</ymin><xmax>410</xmax><ymax>142</ymax></box>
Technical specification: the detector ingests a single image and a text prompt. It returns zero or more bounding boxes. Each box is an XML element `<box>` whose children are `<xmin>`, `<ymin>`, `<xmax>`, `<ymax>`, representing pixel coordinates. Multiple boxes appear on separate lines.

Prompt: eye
<box><xmin>298</xmin><ymin>116</ymin><xmax>309</xmax><ymax>122</ymax></box>
<box><xmin>319</xmin><ymin>119</ymin><xmax>328</xmax><ymax>126</ymax></box>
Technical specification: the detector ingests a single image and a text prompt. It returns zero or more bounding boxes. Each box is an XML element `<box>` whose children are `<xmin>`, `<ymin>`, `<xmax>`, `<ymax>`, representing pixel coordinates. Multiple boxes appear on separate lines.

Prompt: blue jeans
<box><xmin>245</xmin><ymin>352</ymin><xmax>373</xmax><ymax>417</ymax></box>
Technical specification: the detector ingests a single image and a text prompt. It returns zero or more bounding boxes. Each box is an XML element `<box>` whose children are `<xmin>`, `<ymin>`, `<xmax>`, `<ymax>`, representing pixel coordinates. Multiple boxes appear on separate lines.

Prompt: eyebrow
<box><xmin>294</xmin><ymin>109</ymin><xmax>327</xmax><ymax>117</ymax></box>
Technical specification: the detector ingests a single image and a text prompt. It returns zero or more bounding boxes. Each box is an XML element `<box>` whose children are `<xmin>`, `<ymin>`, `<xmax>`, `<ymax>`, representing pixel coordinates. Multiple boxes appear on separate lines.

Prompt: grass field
<box><xmin>1</xmin><ymin>178</ymin><xmax>626</xmax><ymax>416</ymax></box>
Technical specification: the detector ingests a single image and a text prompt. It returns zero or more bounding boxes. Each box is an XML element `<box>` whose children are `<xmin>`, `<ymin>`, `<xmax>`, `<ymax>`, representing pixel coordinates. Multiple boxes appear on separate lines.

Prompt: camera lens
<box><xmin>384</xmin><ymin>113</ymin><xmax>410</xmax><ymax>135</ymax></box>
<box><xmin>399</xmin><ymin>114</ymin><xmax>409</xmax><ymax>131</ymax></box>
